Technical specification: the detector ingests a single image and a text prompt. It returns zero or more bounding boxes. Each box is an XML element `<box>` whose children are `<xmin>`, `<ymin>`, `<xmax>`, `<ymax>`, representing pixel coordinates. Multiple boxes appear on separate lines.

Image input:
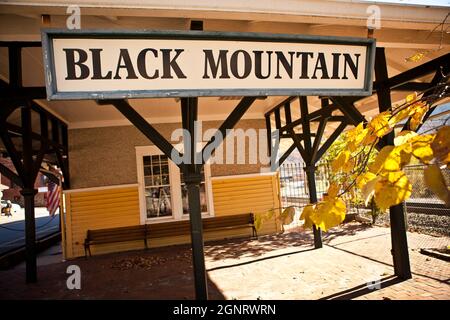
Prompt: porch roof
<box><xmin>0</xmin><ymin>2</ymin><xmax>448</xmax><ymax>134</ymax></box>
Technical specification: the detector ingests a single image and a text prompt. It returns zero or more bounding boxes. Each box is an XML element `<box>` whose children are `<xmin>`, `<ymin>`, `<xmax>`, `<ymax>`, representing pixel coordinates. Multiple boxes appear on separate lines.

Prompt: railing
<box><xmin>279</xmin><ymin>160</ymin><xmax>330</xmax><ymax>209</ymax></box>
<box><xmin>279</xmin><ymin>161</ymin><xmax>449</xmax><ymax>236</ymax></box>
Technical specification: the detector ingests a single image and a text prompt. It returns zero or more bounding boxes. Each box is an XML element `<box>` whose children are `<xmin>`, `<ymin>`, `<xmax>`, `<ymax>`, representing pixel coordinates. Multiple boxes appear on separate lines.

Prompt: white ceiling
<box><xmin>0</xmin><ymin>4</ymin><xmax>449</xmax><ymax>131</ymax></box>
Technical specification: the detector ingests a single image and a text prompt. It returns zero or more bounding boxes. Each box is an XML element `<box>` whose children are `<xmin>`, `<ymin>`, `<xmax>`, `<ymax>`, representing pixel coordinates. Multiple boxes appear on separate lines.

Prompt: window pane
<box><xmin>145</xmin><ymin>187</ymin><xmax>172</xmax><ymax>218</ymax></box>
<box><xmin>143</xmin><ymin>155</ymin><xmax>172</xmax><ymax>219</ymax></box>
<box><xmin>153</xmin><ymin>175</ymin><xmax>162</xmax><ymax>186</ymax></box>
<box><xmin>181</xmin><ymin>166</ymin><xmax>207</xmax><ymax>214</ymax></box>
<box><xmin>199</xmin><ymin>183</ymin><xmax>207</xmax><ymax>212</ymax></box>
<box><xmin>182</xmin><ymin>184</ymin><xmax>188</xmax><ymax>214</ymax></box>
<box><xmin>161</xmin><ymin>174</ymin><xmax>170</xmax><ymax>185</ymax></box>
<box><xmin>182</xmin><ymin>181</ymin><xmax>207</xmax><ymax>214</ymax></box>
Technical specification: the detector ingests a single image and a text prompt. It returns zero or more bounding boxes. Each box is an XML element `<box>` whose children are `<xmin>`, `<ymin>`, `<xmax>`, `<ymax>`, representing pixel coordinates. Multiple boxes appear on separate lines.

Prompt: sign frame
<box><xmin>41</xmin><ymin>29</ymin><xmax>376</xmax><ymax>100</ymax></box>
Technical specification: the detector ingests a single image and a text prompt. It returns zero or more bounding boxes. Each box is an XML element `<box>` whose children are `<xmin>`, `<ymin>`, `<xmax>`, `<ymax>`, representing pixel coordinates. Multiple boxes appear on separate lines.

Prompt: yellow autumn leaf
<box><xmin>424</xmin><ymin>164</ymin><xmax>450</xmax><ymax>207</ymax></box>
<box><xmin>266</xmin><ymin>208</ymin><xmax>274</xmax><ymax>221</ymax></box>
<box><xmin>331</xmin><ymin>149</ymin><xmax>350</xmax><ymax>173</ymax></box>
<box><xmin>346</xmin><ymin>123</ymin><xmax>365</xmax><ymax>152</ymax></box>
<box><xmin>310</xmin><ymin>198</ymin><xmax>346</xmax><ymax>232</ymax></box>
<box><xmin>346</xmin><ymin>122</ymin><xmax>364</xmax><ymax>141</ymax></box>
<box><xmin>347</xmin><ymin>141</ymin><xmax>357</xmax><ymax>153</ymax></box>
<box><xmin>361</xmin><ymin>176</ymin><xmax>381</xmax><ymax>206</ymax></box>
<box><xmin>255</xmin><ymin>210</ymin><xmax>274</xmax><ymax>230</ymax></box>
<box><xmin>254</xmin><ymin>213</ymin><xmax>264</xmax><ymax>230</ymax></box>
<box><xmin>431</xmin><ymin>126</ymin><xmax>450</xmax><ymax>165</ymax></box>
<box><xmin>389</xmin><ymin>106</ymin><xmax>413</xmax><ymax>127</ymax></box>
<box><xmin>410</xmin><ymin>134</ymin><xmax>435</xmax><ymax>164</ymax></box>
<box><xmin>327</xmin><ymin>182</ymin><xmax>340</xmax><ymax>198</ymax></box>
<box><xmin>394</xmin><ymin>144</ymin><xmax>413</xmax><ymax>168</ymax></box>
<box><xmin>410</xmin><ymin>104</ymin><xmax>429</xmax><ymax>131</ymax></box>
<box><xmin>369</xmin><ymin>145</ymin><xmax>397</xmax><ymax>173</ymax></box>
<box><xmin>389</xmin><ymin>95</ymin><xmax>423</xmax><ymax>126</ymax></box>
<box><xmin>280</xmin><ymin>206</ymin><xmax>295</xmax><ymax>225</ymax></box>
<box><xmin>368</xmin><ymin>112</ymin><xmax>392</xmax><ymax>137</ymax></box>
<box><xmin>405</xmin><ymin>52</ymin><xmax>426</xmax><ymax>62</ymax></box>
<box><xmin>406</xmin><ymin>92</ymin><xmax>417</xmax><ymax>103</ymax></box>
<box><xmin>374</xmin><ymin>171</ymin><xmax>412</xmax><ymax>211</ymax></box>
<box><xmin>300</xmin><ymin>204</ymin><xmax>315</xmax><ymax>229</ymax></box>
<box><xmin>356</xmin><ymin>171</ymin><xmax>377</xmax><ymax>190</ymax></box>
<box><xmin>347</xmin><ymin>123</ymin><xmax>371</xmax><ymax>148</ymax></box>
<box><xmin>384</xmin><ymin>149</ymin><xmax>403</xmax><ymax>171</ymax></box>
<box><xmin>361</xmin><ymin>129</ymin><xmax>378</xmax><ymax>146</ymax></box>
<box><xmin>394</xmin><ymin>130</ymin><xmax>418</xmax><ymax>146</ymax></box>
<box><xmin>342</xmin><ymin>156</ymin><xmax>356</xmax><ymax>173</ymax></box>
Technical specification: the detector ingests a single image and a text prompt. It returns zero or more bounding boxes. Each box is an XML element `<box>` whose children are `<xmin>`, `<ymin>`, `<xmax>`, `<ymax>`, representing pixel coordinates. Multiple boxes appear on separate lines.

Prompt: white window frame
<box><xmin>136</xmin><ymin>145</ymin><xmax>214</xmax><ymax>225</ymax></box>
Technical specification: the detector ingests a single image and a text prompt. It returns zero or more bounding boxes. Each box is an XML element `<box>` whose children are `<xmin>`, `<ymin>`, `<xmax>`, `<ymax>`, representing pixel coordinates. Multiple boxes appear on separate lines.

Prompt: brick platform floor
<box><xmin>1</xmin><ymin>222</ymin><xmax>449</xmax><ymax>299</ymax></box>
<box><xmin>205</xmin><ymin>223</ymin><xmax>449</xmax><ymax>300</ymax></box>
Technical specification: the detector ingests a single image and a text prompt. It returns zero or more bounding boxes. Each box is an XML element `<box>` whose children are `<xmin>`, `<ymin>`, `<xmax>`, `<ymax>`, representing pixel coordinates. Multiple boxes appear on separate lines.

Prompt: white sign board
<box><xmin>42</xmin><ymin>30</ymin><xmax>375</xmax><ymax>99</ymax></box>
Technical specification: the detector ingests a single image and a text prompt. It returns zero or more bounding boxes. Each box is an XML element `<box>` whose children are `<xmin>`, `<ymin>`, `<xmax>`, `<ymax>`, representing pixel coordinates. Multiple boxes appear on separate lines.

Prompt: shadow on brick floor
<box><xmin>319</xmin><ymin>275</ymin><xmax>402</xmax><ymax>300</ymax></box>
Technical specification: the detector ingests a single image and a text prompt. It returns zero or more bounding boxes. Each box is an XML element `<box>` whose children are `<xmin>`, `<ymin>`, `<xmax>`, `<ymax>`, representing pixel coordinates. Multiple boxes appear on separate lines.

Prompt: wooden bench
<box><xmin>84</xmin><ymin>225</ymin><xmax>148</xmax><ymax>257</ymax></box>
<box><xmin>84</xmin><ymin>213</ymin><xmax>257</xmax><ymax>257</ymax></box>
<box><xmin>203</xmin><ymin>213</ymin><xmax>257</xmax><ymax>238</ymax></box>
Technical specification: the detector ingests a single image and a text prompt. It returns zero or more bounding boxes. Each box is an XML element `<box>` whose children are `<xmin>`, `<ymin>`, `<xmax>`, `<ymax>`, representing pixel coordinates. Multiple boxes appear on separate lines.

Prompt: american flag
<box><xmin>46</xmin><ymin>181</ymin><xmax>61</xmax><ymax>216</ymax></box>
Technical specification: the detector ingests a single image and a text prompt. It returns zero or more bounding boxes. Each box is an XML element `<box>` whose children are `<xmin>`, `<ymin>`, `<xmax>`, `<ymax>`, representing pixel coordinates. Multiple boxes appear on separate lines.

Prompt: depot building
<box><xmin>0</xmin><ymin>0</ymin><xmax>448</xmax><ymax>286</ymax></box>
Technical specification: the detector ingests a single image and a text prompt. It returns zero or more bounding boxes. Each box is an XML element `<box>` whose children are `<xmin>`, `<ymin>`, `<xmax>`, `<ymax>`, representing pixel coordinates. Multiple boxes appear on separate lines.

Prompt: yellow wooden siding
<box><xmin>211</xmin><ymin>173</ymin><xmax>282</xmax><ymax>237</ymax></box>
<box><xmin>64</xmin><ymin>186</ymin><xmax>141</xmax><ymax>259</ymax></box>
<box><xmin>64</xmin><ymin>173</ymin><xmax>282</xmax><ymax>259</ymax></box>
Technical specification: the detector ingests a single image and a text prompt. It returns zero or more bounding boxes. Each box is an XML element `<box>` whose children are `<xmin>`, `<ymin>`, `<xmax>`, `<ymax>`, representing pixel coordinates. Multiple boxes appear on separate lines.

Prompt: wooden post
<box><xmin>375</xmin><ymin>47</ymin><xmax>411</xmax><ymax>279</ymax></box>
<box><xmin>299</xmin><ymin>96</ymin><xmax>323</xmax><ymax>248</ymax></box>
<box><xmin>21</xmin><ymin>188</ymin><xmax>38</xmax><ymax>283</ymax></box>
<box><xmin>181</xmin><ymin>97</ymin><xmax>208</xmax><ymax>300</ymax></box>
<box><xmin>21</xmin><ymin>105</ymin><xmax>38</xmax><ymax>283</ymax></box>
<box><xmin>304</xmin><ymin>165</ymin><xmax>323</xmax><ymax>248</ymax></box>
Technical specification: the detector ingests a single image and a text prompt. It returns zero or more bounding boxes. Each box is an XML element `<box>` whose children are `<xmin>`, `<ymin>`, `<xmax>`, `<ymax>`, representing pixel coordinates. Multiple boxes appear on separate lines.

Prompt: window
<box><xmin>143</xmin><ymin>155</ymin><xmax>172</xmax><ymax>218</ymax></box>
<box><xmin>181</xmin><ymin>166</ymin><xmax>208</xmax><ymax>215</ymax></box>
<box><xmin>136</xmin><ymin>145</ymin><xmax>213</xmax><ymax>224</ymax></box>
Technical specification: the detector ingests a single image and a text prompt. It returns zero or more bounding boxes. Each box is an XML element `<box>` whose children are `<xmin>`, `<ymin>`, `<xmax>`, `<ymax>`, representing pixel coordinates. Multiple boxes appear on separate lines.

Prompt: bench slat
<box><xmin>90</xmin><ymin>234</ymin><xmax>145</xmax><ymax>244</ymax></box>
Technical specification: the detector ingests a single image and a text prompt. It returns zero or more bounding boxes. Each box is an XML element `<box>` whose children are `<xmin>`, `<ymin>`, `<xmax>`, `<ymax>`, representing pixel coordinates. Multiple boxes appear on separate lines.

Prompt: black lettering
<box><xmin>113</xmin><ymin>49</ymin><xmax>138</xmax><ymax>79</ymax></box>
<box><xmin>254</xmin><ymin>50</ymin><xmax>272</xmax><ymax>79</ymax></box>
<box><xmin>275</xmin><ymin>51</ymin><xmax>294</xmax><ymax>79</ymax></box>
<box><xmin>89</xmin><ymin>49</ymin><xmax>112</xmax><ymax>80</ymax></box>
<box><xmin>203</xmin><ymin>50</ymin><xmax>230</xmax><ymax>79</ymax></box>
<box><xmin>137</xmin><ymin>49</ymin><xmax>159</xmax><ymax>79</ymax></box>
<box><xmin>331</xmin><ymin>53</ymin><xmax>341</xmax><ymax>79</ymax></box>
<box><xmin>342</xmin><ymin>53</ymin><xmax>360</xmax><ymax>79</ymax></box>
<box><xmin>230</xmin><ymin>50</ymin><xmax>251</xmax><ymax>79</ymax></box>
<box><xmin>296</xmin><ymin>52</ymin><xmax>314</xmax><ymax>79</ymax></box>
<box><xmin>161</xmin><ymin>49</ymin><xmax>186</xmax><ymax>79</ymax></box>
<box><xmin>312</xmin><ymin>52</ymin><xmax>330</xmax><ymax>79</ymax></box>
<box><xmin>63</xmin><ymin>48</ymin><xmax>89</xmax><ymax>80</ymax></box>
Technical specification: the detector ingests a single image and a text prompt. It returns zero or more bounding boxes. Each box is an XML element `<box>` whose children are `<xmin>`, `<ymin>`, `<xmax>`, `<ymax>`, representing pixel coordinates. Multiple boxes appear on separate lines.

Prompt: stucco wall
<box><xmin>68</xmin><ymin>119</ymin><xmax>269</xmax><ymax>189</ymax></box>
